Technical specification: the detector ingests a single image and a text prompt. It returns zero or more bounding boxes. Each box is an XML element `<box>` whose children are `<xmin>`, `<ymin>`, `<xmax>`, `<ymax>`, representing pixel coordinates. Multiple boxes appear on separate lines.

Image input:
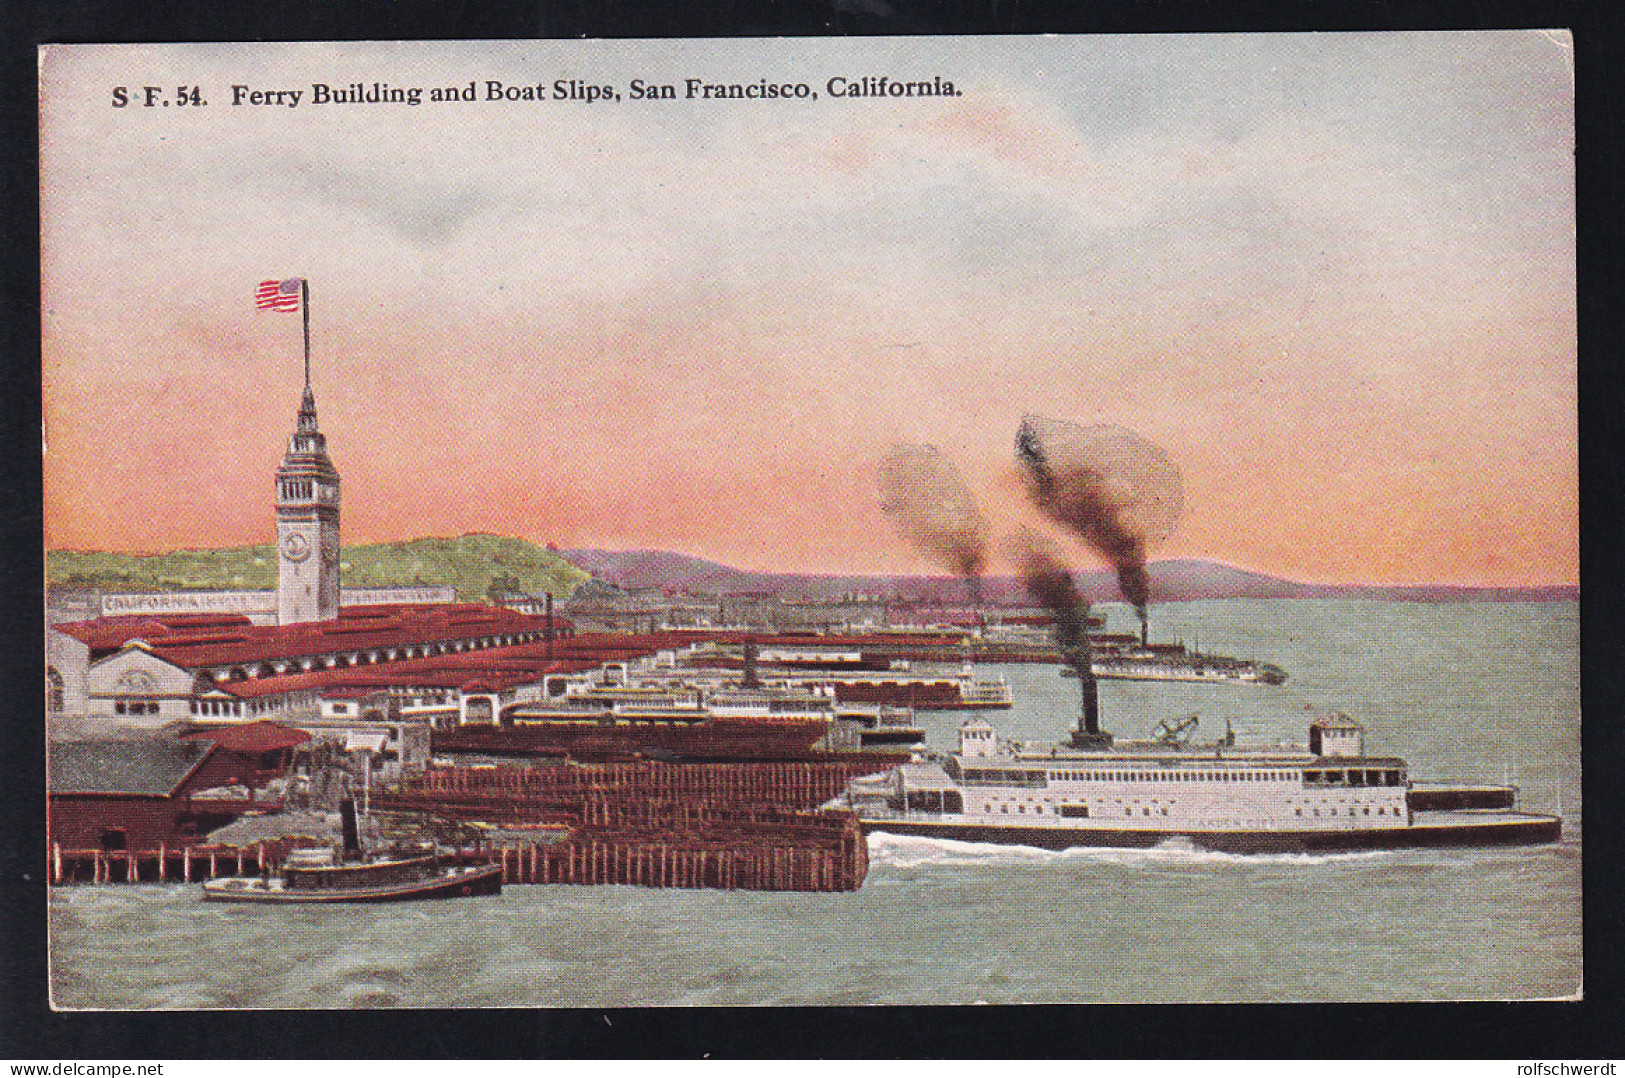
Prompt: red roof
<box><xmin>54</xmin><ymin>603</ymin><xmax>562</xmax><ymax>669</ymax></box>
<box><xmin>216</xmin><ymin>657</ymin><xmax>602</xmax><ymax>700</ymax></box>
<box><xmin>181</xmin><ymin>720</ymin><xmax>311</xmax><ymax>752</ymax></box>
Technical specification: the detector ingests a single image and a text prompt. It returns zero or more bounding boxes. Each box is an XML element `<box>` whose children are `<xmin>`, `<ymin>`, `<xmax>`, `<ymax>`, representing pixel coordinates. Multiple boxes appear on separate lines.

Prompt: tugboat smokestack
<box><xmin>339</xmin><ymin>797</ymin><xmax>362</xmax><ymax>862</ymax></box>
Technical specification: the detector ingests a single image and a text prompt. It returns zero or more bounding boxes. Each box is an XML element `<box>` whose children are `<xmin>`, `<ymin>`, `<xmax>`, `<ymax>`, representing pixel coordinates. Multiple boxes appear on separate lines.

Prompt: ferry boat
<box><xmin>812</xmin><ymin>663</ymin><xmax>1015</xmax><ymax>710</ymax></box>
<box><xmin>830</xmin><ymin>670</ymin><xmax>1561</xmax><ymax>853</ymax></box>
<box><xmin>679</xmin><ymin>642</ymin><xmax>1014</xmax><ymax>711</ymax></box>
<box><xmin>432</xmin><ymin>682</ymin><xmax>910</xmax><ymax>763</ymax></box>
<box><xmin>1063</xmin><ymin>629</ymin><xmax>1288</xmax><ymax>685</ymax></box>
<box><xmin>1064</xmin><ymin>648</ymin><xmax>1288</xmax><ymax>685</ymax></box>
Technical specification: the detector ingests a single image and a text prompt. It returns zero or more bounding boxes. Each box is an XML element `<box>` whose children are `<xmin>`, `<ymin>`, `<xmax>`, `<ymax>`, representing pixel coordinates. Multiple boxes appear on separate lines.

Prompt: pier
<box><xmin>50</xmin><ymin>816</ymin><xmax>867</xmax><ymax>894</ymax></box>
<box><xmin>50</xmin><ymin>759</ymin><xmax>886</xmax><ymax>893</ymax></box>
<box><xmin>52</xmin><ymin>840</ymin><xmax>302</xmax><ymax>885</ymax></box>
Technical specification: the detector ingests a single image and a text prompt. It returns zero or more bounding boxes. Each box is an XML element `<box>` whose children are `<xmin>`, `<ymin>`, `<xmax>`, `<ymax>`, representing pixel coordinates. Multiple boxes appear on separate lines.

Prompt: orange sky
<box><xmin>40</xmin><ymin>36</ymin><xmax>1577</xmax><ymax>586</ymax></box>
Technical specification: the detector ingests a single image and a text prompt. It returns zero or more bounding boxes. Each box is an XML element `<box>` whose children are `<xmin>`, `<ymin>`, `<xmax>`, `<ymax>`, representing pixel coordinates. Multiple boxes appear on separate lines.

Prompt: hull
<box><xmin>201</xmin><ymin>862</ymin><xmax>504</xmax><ymax>903</ymax></box>
<box><xmin>859</xmin><ymin>729</ymin><xmax>928</xmax><ymax>746</ymax></box>
<box><xmin>1407</xmin><ymin>783</ymin><xmax>1516</xmax><ymax>811</ymax></box>
<box><xmin>434</xmin><ymin>716</ymin><xmax>832</xmax><ymax>762</ymax></box>
<box><xmin>1068</xmin><ymin>663</ymin><xmax>1288</xmax><ymax>685</ymax></box>
<box><xmin>859</xmin><ymin>811</ymin><xmax>1561</xmax><ymax>854</ymax></box>
<box><xmin>827</xmin><ymin>681</ymin><xmax>1013</xmax><ymax>710</ymax></box>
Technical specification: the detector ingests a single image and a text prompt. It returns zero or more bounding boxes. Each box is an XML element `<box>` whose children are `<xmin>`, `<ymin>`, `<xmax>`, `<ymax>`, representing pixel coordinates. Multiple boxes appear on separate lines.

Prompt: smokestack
<box><xmin>1066</xmin><ymin>614</ymin><xmax>1109</xmax><ymax>750</ymax></box>
<box><xmin>1007</xmin><ymin>531</ymin><xmax>1112</xmax><ymax>749</ymax></box>
<box><xmin>339</xmin><ymin>797</ymin><xmax>362</xmax><ymax>862</ymax></box>
<box><xmin>742</xmin><ymin>635</ymin><xmax>760</xmax><ymax>689</ymax></box>
<box><xmin>1075</xmin><ymin>649</ymin><xmax>1104</xmax><ymax>747</ymax></box>
<box><xmin>1140</xmin><ymin>615</ymin><xmax>1148</xmax><ymax>649</ymax></box>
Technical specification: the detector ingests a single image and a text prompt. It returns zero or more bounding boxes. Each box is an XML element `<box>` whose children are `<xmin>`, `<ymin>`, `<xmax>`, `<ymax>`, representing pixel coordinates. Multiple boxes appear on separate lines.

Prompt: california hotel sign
<box><xmin>100</xmin><ymin>586</ymin><xmax>455</xmax><ymax>618</ymax></box>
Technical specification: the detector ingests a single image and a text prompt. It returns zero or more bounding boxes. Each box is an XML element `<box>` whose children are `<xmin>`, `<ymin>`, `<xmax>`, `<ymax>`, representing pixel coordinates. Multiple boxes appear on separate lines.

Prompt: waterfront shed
<box><xmin>48</xmin><ymin>722</ymin><xmax>311</xmax><ymax>852</ymax></box>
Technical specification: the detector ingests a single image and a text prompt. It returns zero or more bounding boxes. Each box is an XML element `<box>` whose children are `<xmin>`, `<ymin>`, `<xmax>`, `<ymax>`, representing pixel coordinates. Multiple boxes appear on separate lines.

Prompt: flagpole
<box><xmin>301</xmin><ymin>278</ymin><xmax>311</xmax><ymax>388</ymax></box>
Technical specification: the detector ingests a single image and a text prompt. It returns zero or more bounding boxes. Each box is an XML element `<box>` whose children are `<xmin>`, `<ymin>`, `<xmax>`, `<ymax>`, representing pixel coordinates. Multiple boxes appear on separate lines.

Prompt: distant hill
<box><xmin>560</xmin><ymin>549</ymin><xmax>1577</xmax><ymax>604</ymax></box>
<box><xmin>45</xmin><ymin>538</ymin><xmax>1574</xmax><ymax>607</ymax></box>
<box><xmin>47</xmin><ymin>534</ymin><xmax>590</xmax><ymax>603</ymax></box>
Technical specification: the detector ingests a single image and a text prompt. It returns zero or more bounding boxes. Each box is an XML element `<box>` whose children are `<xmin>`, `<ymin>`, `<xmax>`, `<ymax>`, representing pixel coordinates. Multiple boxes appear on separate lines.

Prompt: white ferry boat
<box><xmin>1069</xmin><ymin>649</ymin><xmax>1288</xmax><ymax>685</ymax></box>
<box><xmin>831</xmin><ymin>711</ymin><xmax>1561</xmax><ymax>853</ymax></box>
<box><xmin>1064</xmin><ymin>630</ymin><xmax>1288</xmax><ymax>685</ymax></box>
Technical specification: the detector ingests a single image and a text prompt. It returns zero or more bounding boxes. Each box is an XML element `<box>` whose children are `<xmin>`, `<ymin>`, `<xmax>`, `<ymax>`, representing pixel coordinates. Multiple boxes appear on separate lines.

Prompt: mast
<box><xmin>301</xmin><ymin>278</ymin><xmax>312</xmax><ymax>388</ymax></box>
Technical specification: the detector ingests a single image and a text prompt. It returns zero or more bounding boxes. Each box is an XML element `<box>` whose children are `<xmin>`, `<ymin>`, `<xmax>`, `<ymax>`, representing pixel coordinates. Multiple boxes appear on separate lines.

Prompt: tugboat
<box><xmin>829</xmin><ymin>635</ymin><xmax>1560</xmax><ymax>854</ymax></box>
<box><xmin>201</xmin><ymin>800</ymin><xmax>502</xmax><ymax>904</ymax></box>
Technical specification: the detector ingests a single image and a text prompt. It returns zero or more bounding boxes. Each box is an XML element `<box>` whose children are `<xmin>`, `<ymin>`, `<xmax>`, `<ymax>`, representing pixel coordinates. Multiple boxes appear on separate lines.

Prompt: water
<box><xmin>49</xmin><ymin>600</ymin><xmax>1582</xmax><ymax>1007</ymax></box>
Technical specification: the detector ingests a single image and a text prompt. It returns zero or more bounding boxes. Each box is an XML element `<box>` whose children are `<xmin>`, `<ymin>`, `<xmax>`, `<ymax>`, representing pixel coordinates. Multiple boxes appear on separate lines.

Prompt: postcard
<box><xmin>40</xmin><ymin>34</ymin><xmax>1578</xmax><ymax>1009</ymax></box>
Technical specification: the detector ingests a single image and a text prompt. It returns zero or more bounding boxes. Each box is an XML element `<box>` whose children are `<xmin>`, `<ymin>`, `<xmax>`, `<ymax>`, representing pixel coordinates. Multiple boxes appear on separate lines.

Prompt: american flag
<box><xmin>255</xmin><ymin>278</ymin><xmax>302</xmax><ymax>312</ymax></box>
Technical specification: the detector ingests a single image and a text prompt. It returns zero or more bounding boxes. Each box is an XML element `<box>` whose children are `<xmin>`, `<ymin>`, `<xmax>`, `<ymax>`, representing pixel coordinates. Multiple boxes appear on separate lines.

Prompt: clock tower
<box><xmin>275</xmin><ymin>382</ymin><xmax>341</xmax><ymax>624</ymax></box>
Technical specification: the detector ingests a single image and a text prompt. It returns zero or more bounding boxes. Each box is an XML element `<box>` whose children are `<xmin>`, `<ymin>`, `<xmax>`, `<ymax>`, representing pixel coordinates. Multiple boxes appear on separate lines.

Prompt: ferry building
<box><xmin>45</xmin><ymin>358</ymin><xmax>624</xmax><ymax>736</ymax></box>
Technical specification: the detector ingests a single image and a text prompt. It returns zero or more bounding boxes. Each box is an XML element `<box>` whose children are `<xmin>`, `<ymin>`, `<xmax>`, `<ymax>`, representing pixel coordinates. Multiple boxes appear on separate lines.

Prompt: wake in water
<box><xmin>866</xmin><ymin>831</ymin><xmax>1435</xmax><ymax>870</ymax></box>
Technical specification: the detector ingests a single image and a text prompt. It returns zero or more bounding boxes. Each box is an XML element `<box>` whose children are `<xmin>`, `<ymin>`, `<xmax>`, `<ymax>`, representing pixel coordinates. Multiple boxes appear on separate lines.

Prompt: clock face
<box><xmin>281</xmin><ymin>532</ymin><xmax>312</xmax><ymax>562</ymax></box>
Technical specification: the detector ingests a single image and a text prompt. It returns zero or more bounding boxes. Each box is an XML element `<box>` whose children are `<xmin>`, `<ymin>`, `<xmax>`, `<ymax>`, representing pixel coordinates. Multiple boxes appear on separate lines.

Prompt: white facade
<box><xmin>1311</xmin><ymin>717</ymin><xmax>1365</xmax><ymax>757</ymax></box>
<box><xmin>276</xmin><ymin>386</ymin><xmax>342</xmax><ymax>624</ymax></box>
<box><xmin>82</xmin><ymin>645</ymin><xmax>197</xmax><ymax>727</ymax></box>
<box><xmin>46</xmin><ymin>628</ymin><xmax>91</xmax><ymax>715</ymax></box>
<box><xmin>958</xmin><ymin>719</ymin><xmax>997</xmax><ymax>758</ymax></box>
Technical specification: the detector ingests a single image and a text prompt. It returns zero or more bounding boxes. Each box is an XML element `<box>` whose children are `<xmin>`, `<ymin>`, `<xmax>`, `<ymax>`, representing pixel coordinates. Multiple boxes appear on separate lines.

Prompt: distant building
<box><xmin>293</xmin><ymin>699</ymin><xmax>433</xmax><ymax>785</ymax></box>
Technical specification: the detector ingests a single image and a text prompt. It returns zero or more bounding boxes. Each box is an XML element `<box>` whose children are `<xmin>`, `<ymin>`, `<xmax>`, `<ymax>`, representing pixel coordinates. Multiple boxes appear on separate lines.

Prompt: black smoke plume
<box><xmin>877</xmin><ymin>443</ymin><xmax>991</xmax><ymax>606</ymax></box>
<box><xmin>1006</xmin><ymin>530</ymin><xmax>1089</xmax><ymax>661</ymax></box>
<box><xmin>1015</xmin><ymin>415</ymin><xmax>1181</xmax><ymax>634</ymax></box>
<box><xmin>1007</xmin><ymin>529</ymin><xmax>1102</xmax><ymax>738</ymax></box>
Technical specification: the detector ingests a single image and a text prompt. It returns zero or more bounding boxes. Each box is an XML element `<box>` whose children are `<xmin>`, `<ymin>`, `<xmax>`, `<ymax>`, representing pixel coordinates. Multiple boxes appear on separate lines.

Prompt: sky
<box><xmin>39</xmin><ymin>35</ymin><xmax>1577</xmax><ymax>586</ymax></box>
